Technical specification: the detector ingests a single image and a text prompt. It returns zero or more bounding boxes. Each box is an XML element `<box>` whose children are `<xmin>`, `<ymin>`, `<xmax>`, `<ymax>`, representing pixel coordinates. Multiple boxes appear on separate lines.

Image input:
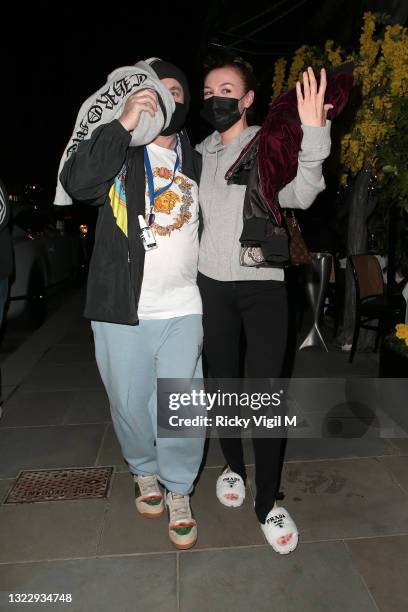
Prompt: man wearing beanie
<box><xmin>60</xmin><ymin>59</ymin><xmax>203</xmax><ymax>550</ymax></box>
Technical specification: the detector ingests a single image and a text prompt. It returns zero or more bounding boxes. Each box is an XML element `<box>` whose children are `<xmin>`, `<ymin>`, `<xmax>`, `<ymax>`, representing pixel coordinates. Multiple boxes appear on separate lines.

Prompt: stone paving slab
<box><xmin>199</xmin><ymin>435</ymin><xmax>254</xmax><ymax>469</ymax></box>
<box><xmin>378</xmin><ymin>455</ymin><xmax>408</xmax><ymax>494</ymax></box>
<box><xmin>1</xmin><ymin>294</ymin><xmax>85</xmax><ymax>388</ymax></box>
<box><xmin>0</xmin><ymin>386</ymin><xmax>17</xmax><ymax>404</ymax></box>
<box><xmin>56</xmin><ymin>325</ymin><xmax>94</xmax><ymax>347</ymax></box>
<box><xmin>0</xmin><ymin>497</ymin><xmax>107</xmax><ymax>563</ymax></box>
<box><xmin>346</xmin><ymin>535</ymin><xmax>408</xmax><ymax>612</ymax></box>
<box><xmin>0</xmin><ymin>390</ymin><xmax>77</xmax><ymax>428</ymax></box>
<box><xmin>386</xmin><ymin>438</ymin><xmax>408</xmax><ymax>455</ymax></box>
<box><xmin>0</xmin><ymin>554</ymin><xmax>177</xmax><ymax>612</ymax></box>
<box><xmin>62</xmin><ymin>388</ymin><xmax>110</xmax><ymax>425</ymax></box>
<box><xmin>292</xmin><ymin>347</ymin><xmax>379</xmax><ymax>377</ymax></box>
<box><xmin>0</xmin><ymin>480</ymin><xmax>13</xmax><ymax>503</ymax></box>
<box><xmin>22</xmin><ymin>362</ymin><xmax>102</xmax><ymax>391</ymax></box>
<box><xmin>179</xmin><ymin>542</ymin><xmax>377</xmax><ymax>612</ymax></box>
<box><xmin>285</xmin><ymin>437</ymin><xmax>397</xmax><ymax>461</ymax></box>
<box><xmin>95</xmin><ymin>424</ymin><xmax>127</xmax><ymax>472</ymax></box>
<box><xmin>0</xmin><ymin>424</ymin><xmax>106</xmax><ymax>478</ymax></box>
<box><xmin>40</xmin><ymin>344</ymin><xmax>95</xmax><ymax>365</ymax></box>
<box><xmin>0</xmin><ymin>388</ymin><xmax>110</xmax><ymax>428</ymax></box>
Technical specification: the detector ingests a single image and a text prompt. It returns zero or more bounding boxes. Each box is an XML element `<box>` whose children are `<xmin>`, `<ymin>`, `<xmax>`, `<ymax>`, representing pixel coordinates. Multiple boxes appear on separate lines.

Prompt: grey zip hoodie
<box><xmin>196</xmin><ymin>122</ymin><xmax>332</xmax><ymax>281</ymax></box>
<box><xmin>54</xmin><ymin>59</ymin><xmax>175</xmax><ymax>206</ymax></box>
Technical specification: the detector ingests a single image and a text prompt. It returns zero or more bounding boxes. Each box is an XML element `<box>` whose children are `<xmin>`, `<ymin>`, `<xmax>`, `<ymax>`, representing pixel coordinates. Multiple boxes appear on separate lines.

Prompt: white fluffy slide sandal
<box><xmin>216</xmin><ymin>466</ymin><xmax>246</xmax><ymax>508</ymax></box>
<box><xmin>260</xmin><ymin>506</ymin><xmax>299</xmax><ymax>554</ymax></box>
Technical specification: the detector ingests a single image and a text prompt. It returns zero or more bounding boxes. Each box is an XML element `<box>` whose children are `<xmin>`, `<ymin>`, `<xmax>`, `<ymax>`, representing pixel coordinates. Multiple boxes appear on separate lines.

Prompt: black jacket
<box><xmin>60</xmin><ymin>119</ymin><xmax>202</xmax><ymax>325</ymax></box>
<box><xmin>225</xmin><ymin>131</ymin><xmax>290</xmax><ymax>266</ymax></box>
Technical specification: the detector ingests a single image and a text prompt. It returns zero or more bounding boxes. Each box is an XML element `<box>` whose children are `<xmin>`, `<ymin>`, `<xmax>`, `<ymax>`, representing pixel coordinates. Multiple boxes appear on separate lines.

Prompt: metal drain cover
<box><xmin>3</xmin><ymin>466</ymin><xmax>114</xmax><ymax>504</ymax></box>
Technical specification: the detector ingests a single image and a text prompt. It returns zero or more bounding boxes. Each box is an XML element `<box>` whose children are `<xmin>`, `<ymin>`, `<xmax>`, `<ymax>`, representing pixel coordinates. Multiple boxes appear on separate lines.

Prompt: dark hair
<box><xmin>202</xmin><ymin>51</ymin><xmax>259</xmax><ymax>94</ymax></box>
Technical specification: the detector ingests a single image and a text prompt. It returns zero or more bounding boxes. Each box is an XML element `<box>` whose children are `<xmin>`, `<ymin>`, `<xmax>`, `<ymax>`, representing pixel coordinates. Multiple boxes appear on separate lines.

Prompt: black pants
<box><xmin>197</xmin><ymin>272</ymin><xmax>288</xmax><ymax>523</ymax></box>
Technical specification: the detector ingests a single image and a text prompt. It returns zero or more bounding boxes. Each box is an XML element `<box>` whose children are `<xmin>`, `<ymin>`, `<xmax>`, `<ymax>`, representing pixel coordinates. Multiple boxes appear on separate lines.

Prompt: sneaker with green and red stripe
<box><xmin>165</xmin><ymin>490</ymin><xmax>197</xmax><ymax>549</ymax></box>
<box><xmin>134</xmin><ymin>474</ymin><xmax>164</xmax><ymax>518</ymax></box>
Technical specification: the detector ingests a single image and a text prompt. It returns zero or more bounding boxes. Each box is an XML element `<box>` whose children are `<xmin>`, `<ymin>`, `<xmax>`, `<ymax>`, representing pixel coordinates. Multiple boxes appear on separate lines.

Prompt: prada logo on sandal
<box><xmin>223</xmin><ymin>477</ymin><xmax>239</xmax><ymax>485</ymax></box>
<box><xmin>267</xmin><ymin>514</ymin><xmax>285</xmax><ymax>528</ymax></box>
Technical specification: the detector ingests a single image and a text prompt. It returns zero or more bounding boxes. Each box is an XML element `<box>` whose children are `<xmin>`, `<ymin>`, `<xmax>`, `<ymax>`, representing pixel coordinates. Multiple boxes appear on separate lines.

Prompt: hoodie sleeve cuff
<box><xmin>299</xmin><ymin>120</ymin><xmax>331</xmax><ymax>160</ymax></box>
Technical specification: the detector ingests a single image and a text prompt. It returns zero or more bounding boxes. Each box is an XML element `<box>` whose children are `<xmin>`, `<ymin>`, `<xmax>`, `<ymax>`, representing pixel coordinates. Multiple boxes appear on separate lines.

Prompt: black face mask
<box><xmin>161</xmin><ymin>102</ymin><xmax>188</xmax><ymax>136</ymax></box>
<box><xmin>200</xmin><ymin>95</ymin><xmax>245</xmax><ymax>133</ymax></box>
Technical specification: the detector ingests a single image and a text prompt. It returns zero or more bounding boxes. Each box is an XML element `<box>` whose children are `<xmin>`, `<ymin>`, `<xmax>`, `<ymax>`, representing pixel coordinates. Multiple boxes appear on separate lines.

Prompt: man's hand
<box><xmin>296</xmin><ymin>67</ymin><xmax>333</xmax><ymax>127</ymax></box>
<box><xmin>118</xmin><ymin>89</ymin><xmax>159</xmax><ymax>132</ymax></box>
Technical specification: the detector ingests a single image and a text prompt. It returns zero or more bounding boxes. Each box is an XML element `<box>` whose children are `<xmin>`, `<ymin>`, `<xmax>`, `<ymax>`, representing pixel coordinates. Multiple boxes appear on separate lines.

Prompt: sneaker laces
<box><xmin>137</xmin><ymin>475</ymin><xmax>160</xmax><ymax>498</ymax></box>
<box><xmin>168</xmin><ymin>492</ymin><xmax>192</xmax><ymax>524</ymax></box>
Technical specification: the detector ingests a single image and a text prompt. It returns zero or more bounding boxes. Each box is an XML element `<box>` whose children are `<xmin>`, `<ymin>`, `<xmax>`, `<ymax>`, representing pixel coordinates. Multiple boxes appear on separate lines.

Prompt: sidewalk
<box><xmin>0</xmin><ymin>290</ymin><xmax>407</xmax><ymax>611</ymax></box>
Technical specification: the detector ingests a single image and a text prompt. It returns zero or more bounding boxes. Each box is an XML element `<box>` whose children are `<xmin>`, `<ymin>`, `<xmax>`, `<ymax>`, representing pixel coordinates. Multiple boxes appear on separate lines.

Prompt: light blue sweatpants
<box><xmin>91</xmin><ymin>315</ymin><xmax>205</xmax><ymax>495</ymax></box>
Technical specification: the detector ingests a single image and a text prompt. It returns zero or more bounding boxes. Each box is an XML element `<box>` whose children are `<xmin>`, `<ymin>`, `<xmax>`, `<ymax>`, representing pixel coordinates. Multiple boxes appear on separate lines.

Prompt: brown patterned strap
<box><xmin>285</xmin><ymin>211</ymin><xmax>312</xmax><ymax>265</ymax></box>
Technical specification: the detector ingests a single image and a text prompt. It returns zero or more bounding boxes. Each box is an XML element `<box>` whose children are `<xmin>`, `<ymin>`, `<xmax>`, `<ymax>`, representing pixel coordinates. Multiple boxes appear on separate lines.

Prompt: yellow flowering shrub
<box><xmin>388</xmin><ymin>323</ymin><xmax>408</xmax><ymax>354</ymax></box>
<box><xmin>325</xmin><ymin>40</ymin><xmax>343</xmax><ymax>68</ymax></box>
<box><xmin>271</xmin><ymin>57</ymin><xmax>287</xmax><ymax>102</ymax></box>
<box><xmin>341</xmin><ymin>14</ymin><xmax>408</xmax><ymax>184</ymax></box>
<box><xmin>396</xmin><ymin>324</ymin><xmax>408</xmax><ymax>343</ymax></box>
<box><xmin>270</xmin><ymin>12</ymin><xmax>408</xmax><ymax>189</ymax></box>
<box><xmin>287</xmin><ymin>46</ymin><xmax>309</xmax><ymax>90</ymax></box>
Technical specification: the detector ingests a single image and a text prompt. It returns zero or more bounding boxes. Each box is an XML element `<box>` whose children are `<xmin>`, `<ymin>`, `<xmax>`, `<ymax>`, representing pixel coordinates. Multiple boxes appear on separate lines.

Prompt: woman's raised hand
<box><xmin>296</xmin><ymin>67</ymin><xmax>333</xmax><ymax>127</ymax></box>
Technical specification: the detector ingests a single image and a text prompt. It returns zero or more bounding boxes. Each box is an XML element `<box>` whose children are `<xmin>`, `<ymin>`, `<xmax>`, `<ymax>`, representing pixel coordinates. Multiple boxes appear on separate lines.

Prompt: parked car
<box><xmin>7</xmin><ymin>201</ymin><xmax>91</xmax><ymax>328</ymax></box>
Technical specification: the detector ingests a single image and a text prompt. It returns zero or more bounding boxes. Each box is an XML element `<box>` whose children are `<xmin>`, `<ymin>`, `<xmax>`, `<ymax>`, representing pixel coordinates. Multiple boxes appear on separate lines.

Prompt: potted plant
<box><xmin>380</xmin><ymin>323</ymin><xmax>408</xmax><ymax>377</ymax></box>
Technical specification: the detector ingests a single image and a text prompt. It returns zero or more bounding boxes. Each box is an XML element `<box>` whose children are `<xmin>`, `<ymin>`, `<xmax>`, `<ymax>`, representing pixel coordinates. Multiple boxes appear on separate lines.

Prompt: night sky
<box><xmin>3</xmin><ymin>0</ymin><xmax>394</xmax><ymax>202</ymax></box>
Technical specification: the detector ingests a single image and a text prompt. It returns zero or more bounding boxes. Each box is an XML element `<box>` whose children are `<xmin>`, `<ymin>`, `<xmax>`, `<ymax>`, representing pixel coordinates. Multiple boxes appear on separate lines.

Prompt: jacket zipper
<box><xmin>125</xmin><ymin>156</ymin><xmax>140</xmax><ymax>324</ymax></box>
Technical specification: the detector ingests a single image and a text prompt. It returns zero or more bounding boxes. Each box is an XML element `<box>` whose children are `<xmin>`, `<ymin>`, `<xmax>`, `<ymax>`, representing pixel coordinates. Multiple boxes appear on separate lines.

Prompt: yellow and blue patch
<box><xmin>109</xmin><ymin>165</ymin><xmax>128</xmax><ymax>237</ymax></box>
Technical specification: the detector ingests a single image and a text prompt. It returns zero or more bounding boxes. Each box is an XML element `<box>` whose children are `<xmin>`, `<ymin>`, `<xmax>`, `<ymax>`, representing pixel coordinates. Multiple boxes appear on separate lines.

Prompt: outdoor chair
<box><xmin>348</xmin><ymin>254</ymin><xmax>404</xmax><ymax>363</ymax></box>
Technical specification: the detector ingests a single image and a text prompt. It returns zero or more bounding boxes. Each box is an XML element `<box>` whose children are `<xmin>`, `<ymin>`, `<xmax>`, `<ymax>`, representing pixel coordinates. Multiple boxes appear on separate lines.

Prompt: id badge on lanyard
<box><xmin>138</xmin><ymin>215</ymin><xmax>157</xmax><ymax>251</ymax></box>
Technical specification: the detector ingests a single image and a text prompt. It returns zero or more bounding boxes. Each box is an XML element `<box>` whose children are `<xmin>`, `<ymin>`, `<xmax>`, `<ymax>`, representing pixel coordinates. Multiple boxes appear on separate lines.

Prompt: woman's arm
<box><xmin>278</xmin><ymin>121</ymin><xmax>331</xmax><ymax>209</ymax></box>
<box><xmin>278</xmin><ymin>67</ymin><xmax>332</xmax><ymax>210</ymax></box>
